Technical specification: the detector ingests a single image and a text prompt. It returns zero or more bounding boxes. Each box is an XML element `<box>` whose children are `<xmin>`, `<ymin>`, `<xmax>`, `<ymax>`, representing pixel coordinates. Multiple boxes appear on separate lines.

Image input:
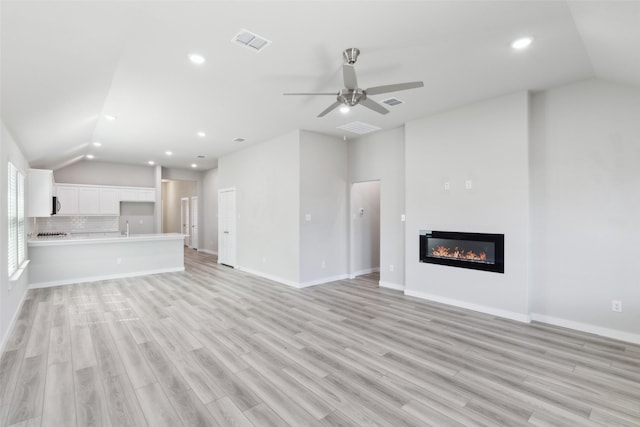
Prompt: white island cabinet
<box><xmin>28</xmin><ymin>233</ymin><xmax>186</xmax><ymax>288</ymax></box>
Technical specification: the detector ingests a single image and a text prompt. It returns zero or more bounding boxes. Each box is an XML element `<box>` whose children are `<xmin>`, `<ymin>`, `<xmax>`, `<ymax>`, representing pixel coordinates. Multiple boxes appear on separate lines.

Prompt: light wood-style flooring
<box><xmin>1</xmin><ymin>249</ymin><xmax>639</xmax><ymax>426</ymax></box>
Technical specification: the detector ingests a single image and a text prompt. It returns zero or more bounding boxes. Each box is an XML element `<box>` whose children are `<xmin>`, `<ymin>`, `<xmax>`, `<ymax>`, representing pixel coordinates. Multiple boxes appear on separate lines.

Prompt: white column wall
<box><xmin>404</xmin><ymin>91</ymin><xmax>530</xmax><ymax>321</ymax></box>
<box><xmin>530</xmin><ymin>79</ymin><xmax>640</xmax><ymax>340</ymax></box>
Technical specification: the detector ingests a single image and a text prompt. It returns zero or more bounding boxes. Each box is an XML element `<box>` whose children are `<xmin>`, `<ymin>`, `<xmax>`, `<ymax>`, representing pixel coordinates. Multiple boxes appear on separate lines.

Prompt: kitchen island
<box><xmin>28</xmin><ymin>233</ymin><xmax>186</xmax><ymax>288</ymax></box>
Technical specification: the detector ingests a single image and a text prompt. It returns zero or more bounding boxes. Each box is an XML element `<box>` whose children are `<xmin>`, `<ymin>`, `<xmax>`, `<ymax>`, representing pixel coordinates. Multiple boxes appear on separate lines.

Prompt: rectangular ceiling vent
<box><xmin>381</xmin><ymin>97</ymin><xmax>404</xmax><ymax>107</ymax></box>
<box><xmin>232</xmin><ymin>29</ymin><xmax>271</xmax><ymax>52</ymax></box>
<box><xmin>337</xmin><ymin>121</ymin><xmax>382</xmax><ymax>135</ymax></box>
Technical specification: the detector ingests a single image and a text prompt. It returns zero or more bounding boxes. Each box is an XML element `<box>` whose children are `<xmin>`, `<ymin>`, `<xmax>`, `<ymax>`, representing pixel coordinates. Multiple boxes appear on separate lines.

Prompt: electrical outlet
<box><xmin>611</xmin><ymin>300</ymin><xmax>622</xmax><ymax>312</ymax></box>
<box><xmin>465</xmin><ymin>180</ymin><xmax>473</xmax><ymax>190</ymax></box>
<box><xmin>117</xmin><ymin>257</ymin><xmax>122</xmax><ymax>265</ymax></box>
<box><xmin>321</xmin><ymin>260</ymin><xmax>326</xmax><ymax>269</ymax></box>
<box><xmin>262</xmin><ymin>256</ymin><xmax>266</xmax><ymax>264</ymax></box>
<box><xmin>444</xmin><ymin>182</ymin><xmax>450</xmax><ymax>191</ymax></box>
<box><xmin>389</xmin><ymin>264</ymin><xmax>394</xmax><ymax>272</ymax></box>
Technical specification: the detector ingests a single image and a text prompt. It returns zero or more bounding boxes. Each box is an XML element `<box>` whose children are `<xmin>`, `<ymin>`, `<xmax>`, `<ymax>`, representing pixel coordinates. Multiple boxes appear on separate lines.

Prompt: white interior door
<box><xmin>190</xmin><ymin>196</ymin><xmax>198</xmax><ymax>250</ymax></box>
<box><xmin>218</xmin><ymin>188</ymin><xmax>236</xmax><ymax>267</ymax></box>
<box><xmin>181</xmin><ymin>197</ymin><xmax>190</xmax><ymax>247</ymax></box>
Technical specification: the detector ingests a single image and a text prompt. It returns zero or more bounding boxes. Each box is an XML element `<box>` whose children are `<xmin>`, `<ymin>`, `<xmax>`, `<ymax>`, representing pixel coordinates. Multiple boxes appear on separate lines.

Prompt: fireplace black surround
<box><xmin>420</xmin><ymin>230</ymin><xmax>504</xmax><ymax>273</ymax></box>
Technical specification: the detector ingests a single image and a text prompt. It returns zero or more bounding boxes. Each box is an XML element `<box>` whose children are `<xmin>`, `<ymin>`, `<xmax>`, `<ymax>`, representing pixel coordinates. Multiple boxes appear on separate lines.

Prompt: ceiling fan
<box><xmin>284</xmin><ymin>48</ymin><xmax>424</xmax><ymax>117</ymax></box>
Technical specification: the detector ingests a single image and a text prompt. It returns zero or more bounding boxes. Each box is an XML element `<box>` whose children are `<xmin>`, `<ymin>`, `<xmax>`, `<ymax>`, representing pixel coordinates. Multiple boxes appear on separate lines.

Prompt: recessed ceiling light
<box><xmin>197</xmin><ymin>131</ymin><xmax>206</xmax><ymax>138</ymax></box>
<box><xmin>233</xmin><ymin>137</ymin><xmax>246</xmax><ymax>143</ymax></box>
<box><xmin>511</xmin><ymin>37</ymin><xmax>533</xmax><ymax>50</ymax></box>
<box><xmin>92</xmin><ymin>141</ymin><xmax>102</xmax><ymax>147</ymax></box>
<box><xmin>104</xmin><ymin>114</ymin><xmax>117</xmax><ymax>121</ymax></box>
<box><xmin>188</xmin><ymin>53</ymin><xmax>205</xmax><ymax>65</ymax></box>
<box><xmin>191</xmin><ymin>163</ymin><xmax>198</xmax><ymax>168</ymax></box>
<box><xmin>148</xmin><ymin>160</ymin><xmax>155</xmax><ymax>165</ymax></box>
<box><xmin>340</xmin><ymin>106</ymin><xmax>350</xmax><ymax>114</ymax></box>
<box><xmin>86</xmin><ymin>154</ymin><xmax>95</xmax><ymax>159</ymax></box>
<box><xmin>165</xmin><ymin>151</ymin><xmax>173</xmax><ymax>156</ymax></box>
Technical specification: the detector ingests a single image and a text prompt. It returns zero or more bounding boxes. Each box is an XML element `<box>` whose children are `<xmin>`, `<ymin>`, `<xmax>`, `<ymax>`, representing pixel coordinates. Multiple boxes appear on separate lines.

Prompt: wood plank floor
<box><xmin>1</xmin><ymin>249</ymin><xmax>639</xmax><ymax>426</ymax></box>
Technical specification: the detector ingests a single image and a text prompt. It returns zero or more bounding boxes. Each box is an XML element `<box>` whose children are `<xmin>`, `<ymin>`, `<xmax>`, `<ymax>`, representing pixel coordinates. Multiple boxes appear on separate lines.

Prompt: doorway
<box><xmin>350</xmin><ymin>180</ymin><xmax>381</xmax><ymax>278</ymax></box>
<box><xmin>190</xmin><ymin>196</ymin><xmax>198</xmax><ymax>250</ymax></box>
<box><xmin>218</xmin><ymin>188</ymin><xmax>236</xmax><ymax>267</ymax></box>
<box><xmin>181</xmin><ymin>197</ymin><xmax>190</xmax><ymax>247</ymax></box>
<box><xmin>162</xmin><ymin>179</ymin><xmax>198</xmax><ymax>247</ymax></box>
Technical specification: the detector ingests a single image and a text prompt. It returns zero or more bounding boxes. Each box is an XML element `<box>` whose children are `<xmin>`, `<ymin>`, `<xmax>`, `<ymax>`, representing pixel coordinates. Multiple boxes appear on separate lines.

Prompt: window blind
<box><xmin>8</xmin><ymin>162</ymin><xmax>25</xmax><ymax>278</ymax></box>
<box><xmin>8</xmin><ymin>162</ymin><xmax>17</xmax><ymax>276</ymax></box>
<box><xmin>18</xmin><ymin>171</ymin><xmax>25</xmax><ymax>265</ymax></box>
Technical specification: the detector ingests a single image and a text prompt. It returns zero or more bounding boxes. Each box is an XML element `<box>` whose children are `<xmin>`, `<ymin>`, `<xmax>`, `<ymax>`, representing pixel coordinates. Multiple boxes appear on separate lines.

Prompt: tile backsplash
<box><xmin>35</xmin><ymin>216</ymin><xmax>120</xmax><ymax>234</ymax></box>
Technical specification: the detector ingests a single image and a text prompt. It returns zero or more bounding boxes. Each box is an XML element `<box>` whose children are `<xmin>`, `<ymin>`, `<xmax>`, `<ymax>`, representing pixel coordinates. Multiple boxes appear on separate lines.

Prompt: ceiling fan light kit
<box><xmin>284</xmin><ymin>48</ymin><xmax>424</xmax><ymax>117</ymax></box>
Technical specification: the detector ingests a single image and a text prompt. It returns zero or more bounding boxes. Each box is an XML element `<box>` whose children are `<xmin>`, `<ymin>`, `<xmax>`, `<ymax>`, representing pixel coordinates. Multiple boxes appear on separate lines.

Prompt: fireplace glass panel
<box><xmin>426</xmin><ymin>238</ymin><xmax>495</xmax><ymax>265</ymax></box>
<box><xmin>419</xmin><ymin>230</ymin><xmax>504</xmax><ymax>273</ymax></box>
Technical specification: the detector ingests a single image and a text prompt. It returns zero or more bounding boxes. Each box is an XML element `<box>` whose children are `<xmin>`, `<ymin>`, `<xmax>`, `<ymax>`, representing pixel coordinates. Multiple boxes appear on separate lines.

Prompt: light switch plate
<box><xmin>305</xmin><ymin>214</ymin><xmax>311</xmax><ymax>221</ymax></box>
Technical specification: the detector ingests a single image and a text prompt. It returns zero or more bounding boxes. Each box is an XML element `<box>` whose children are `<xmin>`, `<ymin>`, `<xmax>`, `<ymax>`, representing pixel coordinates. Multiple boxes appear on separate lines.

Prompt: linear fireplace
<box><xmin>420</xmin><ymin>230</ymin><xmax>504</xmax><ymax>273</ymax></box>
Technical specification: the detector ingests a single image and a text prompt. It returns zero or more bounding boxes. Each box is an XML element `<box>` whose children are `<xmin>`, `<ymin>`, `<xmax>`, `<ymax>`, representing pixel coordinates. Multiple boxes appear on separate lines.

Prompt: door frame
<box><xmin>190</xmin><ymin>196</ymin><xmax>198</xmax><ymax>250</ymax></box>
<box><xmin>218</xmin><ymin>187</ymin><xmax>236</xmax><ymax>267</ymax></box>
<box><xmin>180</xmin><ymin>197</ymin><xmax>190</xmax><ymax>247</ymax></box>
<box><xmin>349</xmin><ymin>180</ymin><xmax>381</xmax><ymax>279</ymax></box>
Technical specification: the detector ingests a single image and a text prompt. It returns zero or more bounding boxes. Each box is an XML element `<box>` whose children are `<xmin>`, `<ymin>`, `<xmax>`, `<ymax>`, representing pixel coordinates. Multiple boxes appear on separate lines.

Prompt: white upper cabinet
<box><xmin>119</xmin><ymin>188</ymin><xmax>156</xmax><ymax>202</ymax></box>
<box><xmin>27</xmin><ymin>169</ymin><xmax>54</xmax><ymax>217</ymax></box>
<box><xmin>53</xmin><ymin>184</ymin><xmax>155</xmax><ymax>215</ymax></box>
<box><xmin>119</xmin><ymin>189</ymin><xmax>138</xmax><ymax>202</ymax></box>
<box><xmin>137</xmin><ymin>189</ymin><xmax>156</xmax><ymax>202</ymax></box>
<box><xmin>77</xmin><ymin>187</ymin><xmax>100</xmax><ymax>214</ymax></box>
<box><xmin>100</xmin><ymin>188</ymin><xmax>120</xmax><ymax>214</ymax></box>
<box><xmin>55</xmin><ymin>185</ymin><xmax>79</xmax><ymax>215</ymax></box>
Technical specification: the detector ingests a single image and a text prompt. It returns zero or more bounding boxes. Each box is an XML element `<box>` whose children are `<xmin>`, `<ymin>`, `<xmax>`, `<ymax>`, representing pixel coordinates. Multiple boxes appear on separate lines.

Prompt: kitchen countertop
<box><xmin>28</xmin><ymin>233</ymin><xmax>187</xmax><ymax>247</ymax></box>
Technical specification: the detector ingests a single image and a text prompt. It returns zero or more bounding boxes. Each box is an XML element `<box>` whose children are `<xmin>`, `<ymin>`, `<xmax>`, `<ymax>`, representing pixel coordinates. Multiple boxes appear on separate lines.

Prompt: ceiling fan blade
<box><xmin>342</xmin><ymin>64</ymin><xmax>358</xmax><ymax>90</ymax></box>
<box><xmin>318</xmin><ymin>101</ymin><xmax>342</xmax><ymax>118</ymax></box>
<box><xmin>365</xmin><ymin>81</ymin><xmax>424</xmax><ymax>96</ymax></box>
<box><xmin>283</xmin><ymin>92</ymin><xmax>337</xmax><ymax>96</ymax></box>
<box><xmin>359</xmin><ymin>98</ymin><xmax>389</xmax><ymax>115</ymax></box>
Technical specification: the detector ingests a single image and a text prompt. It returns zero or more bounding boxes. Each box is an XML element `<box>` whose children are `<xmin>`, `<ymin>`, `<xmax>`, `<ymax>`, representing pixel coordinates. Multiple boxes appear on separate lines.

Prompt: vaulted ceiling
<box><xmin>2</xmin><ymin>1</ymin><xmax>639</xmax><ymax>171</ymax></box>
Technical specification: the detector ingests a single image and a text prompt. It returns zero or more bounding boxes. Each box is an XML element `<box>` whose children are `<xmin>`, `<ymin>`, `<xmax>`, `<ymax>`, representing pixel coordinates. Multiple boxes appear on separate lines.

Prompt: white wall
<box><xmin>348</xmin><ymin>127</ymin><xmax>405</xmax><ymax>290</ymax></box>
<box><xmin>162</xmin><ymin>180</ymin><xmax>197</xmax><ymax>234</ymax></box>
<box><xmin>201</xmin><ymin>168</ymin><xmax>219</xmax><ymax>255</ymax></box>
<box><xmin>162</xmin><ymin>168</ymin><xmax>206</xmax><ymax>248</ymax></box>
<box><xmin>299</xmin><ymin>131</ymin><xmax>348</xmax><ymax>284</ymax></box>
<box><xmin>218</xmin><ymin>131</ymin><xmax>301</xmax><ymax>284</ymax></box>
<box><xmin>405</xmin><ymin>92</ymin><xmax>530</xmax><ymax>321</ymax></box>
<box><xmin>351</xmin><ymin>180</ymin><xmax>380</xmax><ymax>276</ymax></box>
<box><xmin>0</xmin><ymin>121</ymin><xmax>30</xmax><ymax>351</ymax></box>
<box><xmin>530</xmin><ymin>79</ymin><xmax>640</xmax><ymax>339</ymax></box>
<box><xmin>119</xmin><ymin>202</ymin><xmax>154</xmax><ymax>234</ymax></box>
<box><xmin>54</xmin><ymin>160</ymin><xmax>155</xmax><ymax>187</ymax></box>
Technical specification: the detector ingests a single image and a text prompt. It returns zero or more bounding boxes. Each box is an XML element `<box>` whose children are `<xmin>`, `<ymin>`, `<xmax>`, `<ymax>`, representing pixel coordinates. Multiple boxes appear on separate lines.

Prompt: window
<box><xmin>8</xmin><ymin>162</ymin><xmax>25</xmax><ymax>277</ymax></box>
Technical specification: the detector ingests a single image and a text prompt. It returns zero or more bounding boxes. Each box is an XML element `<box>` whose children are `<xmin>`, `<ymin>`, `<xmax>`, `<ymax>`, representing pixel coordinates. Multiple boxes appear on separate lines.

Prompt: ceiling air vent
<box><xmin>232</xmin><ymin>29</ymin><xmax>271</xmax><ymax>52</ymax></box>
<box><xmin>381</xmin><ymin>97</ymin><xmax>404</xmax><ymax>107</ymax></box>
<box><xmin>337</xmin><ymin>121</ymin><xmax>381</xmax><ymax>135</ymax></box>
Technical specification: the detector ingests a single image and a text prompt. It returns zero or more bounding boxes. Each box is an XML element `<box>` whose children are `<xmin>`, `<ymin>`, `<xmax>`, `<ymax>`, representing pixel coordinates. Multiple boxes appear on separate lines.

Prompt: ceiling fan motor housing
<box><xmin>338</xmin><ymin>88</ymin><xmax>365</xmax><ymax>106</ymax></box>
<box><xmin>343</xmin><ymin>48</ymin><xmax>360</xmax><ymax>65</ymax></box>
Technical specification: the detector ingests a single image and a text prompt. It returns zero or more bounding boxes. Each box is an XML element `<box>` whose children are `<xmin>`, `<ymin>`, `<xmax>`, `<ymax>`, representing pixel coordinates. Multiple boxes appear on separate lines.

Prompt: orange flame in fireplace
<box><xmin>431</xmin><ymin>246</ymin><xmax>487</xmax><ymax>262</ymax></box>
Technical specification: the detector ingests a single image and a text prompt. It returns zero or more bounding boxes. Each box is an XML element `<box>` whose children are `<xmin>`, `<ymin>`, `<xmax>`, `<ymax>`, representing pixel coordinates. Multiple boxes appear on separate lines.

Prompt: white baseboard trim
<box><xmin>198</xmin><ymin>249</ymin><xmax>218</xmax><ymax>256</ymax></box>
<box><xmin>531</xmin><ymin>313</ymin><xmax>640</xmax><ymax>345</ymax></box>
<box><xmin>235</xmin><ymin>266</ymin><xmax>301</xmax><ymax>288</ymax></box>
<box><xmin>351</xmin><ymin>267</ymin><xmax>380</xmax><ymax>277</ymax></box>
<box><xmin>235</xmin><ymin>266</ymin><xmax>349</xmax><ymax>289</ymax></box>
<box><xmin>379</xmin><ymin>281</ymin><xmax>404</xmax><ymax>291</ymax></box>
<box><xmin>300</xmin><ymin>274</ymin><xmax>350</xmax><ymax>288</ymax></box>
<box><xmin>29</xmin><ymin>267</ymin><xmax>185</xmax><ymax>289</ymax></box>
<box><xmin>0</xmin><ymin>290</ymin><xmax>28</xmax><ymax>355</ymax></box>
<box><xmin>404</xmin><ymin>289</ymin><xmax>531</xmax><ymax>323</ymax></box>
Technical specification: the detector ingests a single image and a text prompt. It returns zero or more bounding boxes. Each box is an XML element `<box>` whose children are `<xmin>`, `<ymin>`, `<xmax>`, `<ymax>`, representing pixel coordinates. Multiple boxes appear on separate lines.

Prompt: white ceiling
<box><xmin>1</xmin><ymin>1</ymin><xmax>639</xmax><ymax>171</ymax></box>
